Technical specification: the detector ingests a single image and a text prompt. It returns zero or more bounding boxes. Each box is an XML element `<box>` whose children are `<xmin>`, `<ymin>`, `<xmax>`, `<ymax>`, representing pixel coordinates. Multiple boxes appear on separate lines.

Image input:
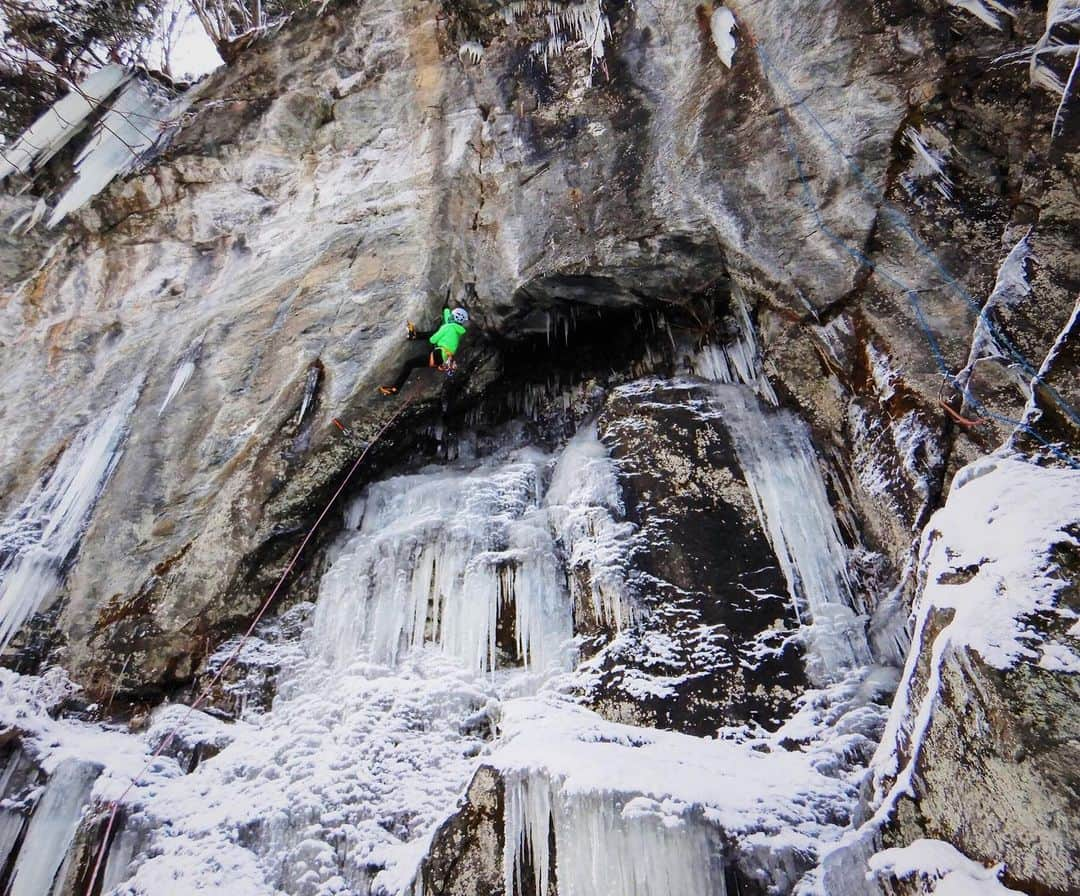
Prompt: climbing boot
<box><xmin>378</xmin><ymin>385</ymin><xmax>398</xmax><ymax>396</ymax></box>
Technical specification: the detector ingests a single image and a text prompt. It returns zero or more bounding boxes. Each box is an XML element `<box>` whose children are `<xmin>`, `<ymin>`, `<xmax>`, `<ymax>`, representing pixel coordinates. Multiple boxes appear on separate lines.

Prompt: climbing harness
<box><xmin>751</xmin><ymin>40</ymin><xmax>1080</xmax><ymax>469</ymax></box>
<box><xmin>84</xmin><ymin>399</ymin><xmax>416</xmax><ymax>896</ymax></box>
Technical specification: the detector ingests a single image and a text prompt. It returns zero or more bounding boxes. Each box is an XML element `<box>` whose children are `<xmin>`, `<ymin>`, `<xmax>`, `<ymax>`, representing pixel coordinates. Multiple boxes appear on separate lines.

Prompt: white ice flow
<box><xmin>0</xmin><ymin>65</ymin><xmax>129</xmax><ymax>182</ymax></box>
<box><xmin>0</xmin><ymin>383</ymin><xmax>141</xmax><ymax>650</ymax></box>
<box><xmin>705</xmin><ymin>385</ymin><xmax>872</xmax><ymax>680</ymax></box>
<box><xmin>311</xmin><ymin>447</ymin><xmax>575</xmax><ymax>675</ymax></box>
<box><xmin>544</xmin><ymin>423</ymin><xmax>637</xmax><ymax>632</ymax></box>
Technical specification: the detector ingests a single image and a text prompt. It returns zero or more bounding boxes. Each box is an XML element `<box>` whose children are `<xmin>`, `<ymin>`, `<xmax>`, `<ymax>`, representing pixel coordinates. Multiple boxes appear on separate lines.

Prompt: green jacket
<box><xmin>429</xmin><ymin>308</ymin><xmax>466</xmax><ymax>355</ymax></box>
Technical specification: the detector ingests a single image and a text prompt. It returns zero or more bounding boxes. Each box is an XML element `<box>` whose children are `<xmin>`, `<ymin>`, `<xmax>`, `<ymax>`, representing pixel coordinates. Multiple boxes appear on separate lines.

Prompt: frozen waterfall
<box><xmin>706</xmin><ymin>385</ymin><xmax>872</xmax><ymax>679</ymax></box>
<box><xmin>78</xmin><ymin>428</ymin><xmax>635</xmax><ymax>894</ymax></box>
<box><xmin>310</xmin><ymin>450</ymin><xmax>575</xmax><ymax>674</ymax></box>
<box><xmin>0</xmin><ymin>383</ymin><xmax>141</xmax><ymax>650</ymax></box>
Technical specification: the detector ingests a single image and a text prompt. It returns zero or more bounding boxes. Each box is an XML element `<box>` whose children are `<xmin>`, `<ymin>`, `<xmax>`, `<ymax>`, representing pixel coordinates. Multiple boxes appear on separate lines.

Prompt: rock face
<box><xmin>1</xmin><ymin>0</ymin><xmax>1075</xmax><ymax>697</ymax></box>
<box><xmin>585</xmin><ymin>380</ymin><xmax>805</xmax><ymax>734</ymax></box>
<box><xmin>0</xmin><ymin>0</ymin><xmax>1077</xmax><ymax>894</ymax></box>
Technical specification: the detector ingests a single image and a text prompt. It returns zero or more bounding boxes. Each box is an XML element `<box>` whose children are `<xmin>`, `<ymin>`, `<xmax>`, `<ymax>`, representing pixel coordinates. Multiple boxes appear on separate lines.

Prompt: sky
<box><xmin>148</xmin><ymin>0</ymin><xmax>224</xmax><ymax>81</ymax></box>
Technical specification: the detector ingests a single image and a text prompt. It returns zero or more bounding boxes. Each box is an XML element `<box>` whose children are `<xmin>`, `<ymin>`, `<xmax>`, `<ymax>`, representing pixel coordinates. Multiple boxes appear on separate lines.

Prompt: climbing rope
<box><xmin>751</xmin><ymin>41</ymin><xmax>1080</xmax><ymax>469</ymax></box>
<box><xmin>84</xmin><ymin>398</ymin><xmax>415</xmax><ymax>896</ymax></box>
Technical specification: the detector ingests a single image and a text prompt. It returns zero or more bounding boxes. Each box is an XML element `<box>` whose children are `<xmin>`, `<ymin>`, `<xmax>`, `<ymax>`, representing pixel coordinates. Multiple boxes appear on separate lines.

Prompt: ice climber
<box><xmin>379</xmin><ymin>306</ymin><xmax>469</xmax><ymax>395</ymax></box>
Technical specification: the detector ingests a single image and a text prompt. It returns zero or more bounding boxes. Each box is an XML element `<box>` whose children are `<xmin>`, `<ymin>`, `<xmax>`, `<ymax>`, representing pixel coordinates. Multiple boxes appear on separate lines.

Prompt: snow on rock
<box><xmin>710</xmin><ymin>7</ymin><xmax>738</xmax><ymax>68</ymax></box>
<box><xmin>494</xmin><ymin>680</ymin><xmax>888</xmax><ymax>895</ymax></box>
<box><xmin>868</xmin><ymin>839</ymin><xmax>1024</xmax><ymax>895</ymax></box>
<box><xmin>901</xmin><ymin>456</ymin><xmax>1078</xmax><ymax>683</ymax></box>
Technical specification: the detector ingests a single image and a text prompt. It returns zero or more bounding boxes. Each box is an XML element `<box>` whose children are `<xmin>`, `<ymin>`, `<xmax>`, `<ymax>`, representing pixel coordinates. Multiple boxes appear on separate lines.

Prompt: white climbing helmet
<box><xmin>452</xmin><ymin>307</ymin><xmax>469</xmax><ymax>325</ymax></box>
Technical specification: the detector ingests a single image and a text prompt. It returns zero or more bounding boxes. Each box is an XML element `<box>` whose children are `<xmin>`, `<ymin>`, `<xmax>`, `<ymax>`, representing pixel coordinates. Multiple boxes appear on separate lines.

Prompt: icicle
<box><xmin>947</xmin><ymin>0</ymin><xmax>1016</xmax><ymax>31</ymax></box>
<box><xmin>705</xmin><ymin>386</ymin><xmax>872</xmax><ymax>680</ymax></box>
<box><xmin>8</xmin><ymin>198</ymin><xmax>47</xmax><ymax>236</ymax></box>
<box><xmin>294</xmin><ymin>361</ymin><xmax>322</xmax><ymax>428</ymax></box>
<box><xmin>955</xmin><ymin>229</ymin><xmax>1033</xmax><ymax>392</ymax></box>
<box><xmin>1025</xmin><ymin>3</ymin><xmax>1080</xmax><ymax>95</ymax></box>
<box><xmin>901</xmin><ymin>127</ymin><xmax>954</xmax><ymax>201</ymax></box>
<box><xmin>503</xmin><ymin>772</ymin><xmax>727</xmax><ymax>896</ymax></box>
<box><xmin>691</xmin><ymin>287</ymin><xmax>778</xmax><ymax>405</ymax></box>
<box><xmin>458</xmin><ymin>41</ymin><xmax>485</xmax><ymax>66</ymax></box>
<box><xmin>0</xmin><ymin>381</ymin><xmax>142</xmax><ymax>649</ymax></box>
<box><xmin>158</xmin><ymin>334</ymin><xmax>205</xmax><ymax>417</ymax></box>
<box><xmin>101</xmin><ymin>823</ymin><xmax>144</xmax><ymax>893</ymax></box>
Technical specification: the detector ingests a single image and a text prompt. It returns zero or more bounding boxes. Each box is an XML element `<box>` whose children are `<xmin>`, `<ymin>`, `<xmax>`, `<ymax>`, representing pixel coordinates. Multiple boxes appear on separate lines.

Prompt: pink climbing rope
<box><xmin>84</xmin><ymin>400</ymin><xmax>413</xmax><ymax>895</ymax></box>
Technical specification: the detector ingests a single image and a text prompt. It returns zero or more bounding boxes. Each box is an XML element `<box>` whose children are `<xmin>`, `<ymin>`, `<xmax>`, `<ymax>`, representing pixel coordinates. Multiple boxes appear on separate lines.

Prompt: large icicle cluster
<box><xmin>4</xmin><ymin>758</ymin><xmax>102</xmax><ymax>896</ymax></box>
<box><xmin>312</xmin><ymin>431</ymin><xmax>633</xmax><ymax>675</ymax></box>
<box><xmin>503</xmin><ymin>773</ymin><xmax>725</xmax><ymax>896</ymax></box>
<box><xmin>705</xmin><ymin>385</ymin><xmax>872</xmax><ymax>680</ymax></box>
<box><xmin>0</xmin><ymin>67</ymin><xmax>191</xmax><ymax>228</ymax></box>
<box><xmin>498</xmin><ymin>0</ymin><xmax>611</xmax><ymax>72</ymax></box>
<box><xmin>0</xmin><ymin>382</ymin><xmax>141</xmax><ymax>650</ymax></box>
<box><xmin>47</xmin><ymin>78</ymin><xmax>190</xmax><ymax>227</ymax></box>
<box><xmin>0</xmin><ymin>65</ymin><xmax>129</xmax><ymax>182</ymax></box>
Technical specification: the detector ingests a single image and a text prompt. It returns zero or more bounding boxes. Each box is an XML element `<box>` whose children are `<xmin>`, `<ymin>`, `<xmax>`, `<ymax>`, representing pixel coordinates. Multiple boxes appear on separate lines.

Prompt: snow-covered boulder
<box><xmin>873</xmin><ymin>457</ymin><xmax>1080</xmax><ymax>895</ymax></box>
